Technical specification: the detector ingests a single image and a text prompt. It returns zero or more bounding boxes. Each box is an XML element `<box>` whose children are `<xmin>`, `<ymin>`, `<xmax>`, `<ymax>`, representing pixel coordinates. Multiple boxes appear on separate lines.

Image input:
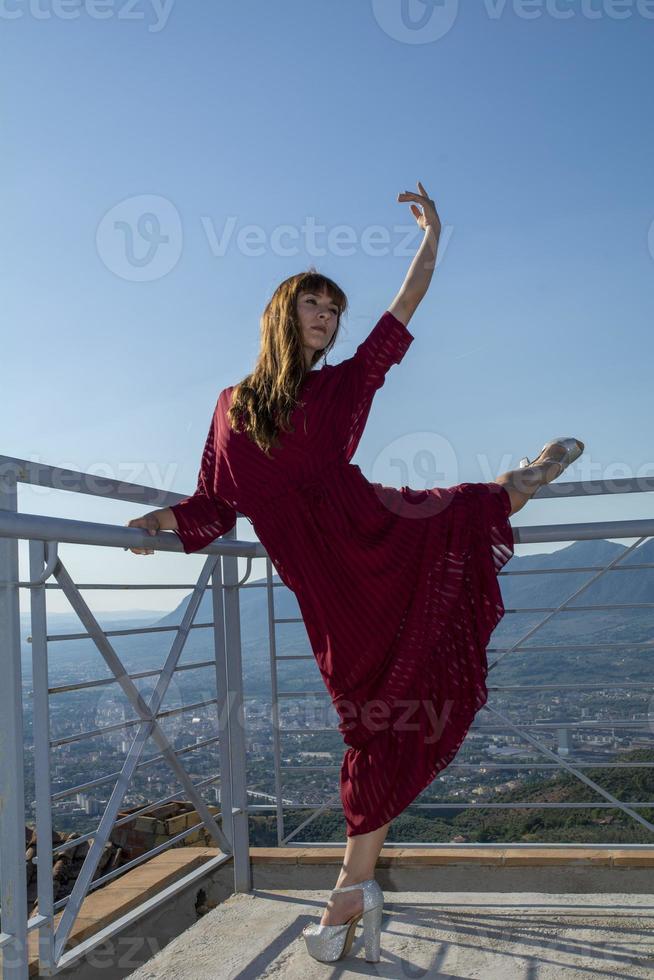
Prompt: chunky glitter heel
<box><xmin>302</xmin><ymin>877</ymin><xmax>384</xmax><ymax>963</ymax></box>
<box><xmin>519</xmin><ymin>437</ymin><xmax>584</xmax><ymax>478</ymax></box>
<box><xmin>362</xmin><ymin>899</ymin><xmax>383</xmax><ymax>962</ymax></box>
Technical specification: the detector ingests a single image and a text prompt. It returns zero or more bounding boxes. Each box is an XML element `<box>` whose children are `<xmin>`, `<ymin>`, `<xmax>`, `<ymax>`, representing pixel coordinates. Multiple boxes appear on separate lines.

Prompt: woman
<box><xmin>126</xmin><ymin>181</ymin><xmax>584</xmax><ymax>964</ymax></box>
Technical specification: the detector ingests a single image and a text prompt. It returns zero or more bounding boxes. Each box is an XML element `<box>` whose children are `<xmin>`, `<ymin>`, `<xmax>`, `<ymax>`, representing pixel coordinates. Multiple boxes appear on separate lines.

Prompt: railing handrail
<box><xmin>3</xmin><ymin>507</ymin><xmax>654</xmax><ymax>554</ymax></box>
<box><xmin>0</xmin><ymin>509</ymin><xmax>258</xmax><ymax>559</ymax></box>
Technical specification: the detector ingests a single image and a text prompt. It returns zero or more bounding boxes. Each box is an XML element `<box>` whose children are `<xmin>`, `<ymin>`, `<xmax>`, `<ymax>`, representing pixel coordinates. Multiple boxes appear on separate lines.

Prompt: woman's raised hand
<box><xmin>398</xmin><ymin>179</ymin><xmax>441</xmax><ymax>236</ymax></box>
<box><xmin>124</xmin><ymin>511</ymin><xmax>161</xmax><ymax>555</ymax></box>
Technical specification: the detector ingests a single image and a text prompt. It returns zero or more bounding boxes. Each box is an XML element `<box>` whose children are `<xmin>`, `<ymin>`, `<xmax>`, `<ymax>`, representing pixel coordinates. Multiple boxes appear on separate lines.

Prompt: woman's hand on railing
<box><xmin>124</xmin><ymin>511</ymin><xmax>161</xmax><ymax>555</ymax></box>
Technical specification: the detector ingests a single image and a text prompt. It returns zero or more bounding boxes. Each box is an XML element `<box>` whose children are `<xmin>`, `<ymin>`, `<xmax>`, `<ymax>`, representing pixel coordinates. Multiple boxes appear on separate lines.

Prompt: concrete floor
<box><xmin>127</xmin><ymin>890</ymin><xmax>654</xmax><ymax>979</ymax></box>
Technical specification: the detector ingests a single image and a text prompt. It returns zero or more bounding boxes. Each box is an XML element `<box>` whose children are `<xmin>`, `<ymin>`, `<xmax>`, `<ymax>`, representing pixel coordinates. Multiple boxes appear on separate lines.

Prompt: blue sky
<box><xmin>3</xmin><ymin>1</ymin><xmax>653</xmax><ymax>613</ymax></box>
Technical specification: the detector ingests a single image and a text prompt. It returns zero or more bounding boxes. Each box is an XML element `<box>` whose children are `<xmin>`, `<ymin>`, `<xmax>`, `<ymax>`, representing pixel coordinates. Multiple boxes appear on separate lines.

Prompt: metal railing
<box><xmin>1</xmin><ymin>454</ymin><xmax>653</xmax><ymax>976</ymax></box>
<box><xmin>0</xmin><ymin>456</ymin><xmax>261</xmax><ymax>978</ymax></box>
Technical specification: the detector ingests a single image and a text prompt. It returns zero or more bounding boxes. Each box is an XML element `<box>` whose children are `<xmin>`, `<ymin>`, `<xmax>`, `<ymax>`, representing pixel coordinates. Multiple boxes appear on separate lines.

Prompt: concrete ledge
<box><xmin>249</xmin><ymin>846</ymin><xmax>654</xmax><ymax>895</ymax></box>
<box><xmin>250</xmin><ymin>845</ymin><xmax>654</xmax><ymax>868</ymax></box>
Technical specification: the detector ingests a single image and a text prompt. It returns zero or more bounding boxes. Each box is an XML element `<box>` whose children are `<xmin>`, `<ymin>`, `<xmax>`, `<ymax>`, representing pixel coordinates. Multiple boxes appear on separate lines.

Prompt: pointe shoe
<box><xmin>519</xmin><ymin>437</ymin><xmax>584</xmax><ymax>479</ymax></box>
<box><xmin>302</xmin><ymin>877</ymin><xmax>384</xmax><ymax>963</ymax></box>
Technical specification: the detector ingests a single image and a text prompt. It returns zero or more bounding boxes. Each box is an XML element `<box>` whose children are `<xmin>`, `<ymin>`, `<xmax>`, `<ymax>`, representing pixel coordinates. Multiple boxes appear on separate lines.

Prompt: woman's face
<box><xmin>296</xmin><ymin>288</ymin><xmax>339</xmax><ymax>369</ymax></box>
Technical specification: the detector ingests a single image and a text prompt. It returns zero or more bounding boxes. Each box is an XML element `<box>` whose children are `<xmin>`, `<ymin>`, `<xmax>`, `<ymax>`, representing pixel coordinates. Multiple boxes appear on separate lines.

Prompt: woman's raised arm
<box><xmin>388</xmin><ymin>179</ymin><xmax>441</xmax><ymax>327</ymax></box>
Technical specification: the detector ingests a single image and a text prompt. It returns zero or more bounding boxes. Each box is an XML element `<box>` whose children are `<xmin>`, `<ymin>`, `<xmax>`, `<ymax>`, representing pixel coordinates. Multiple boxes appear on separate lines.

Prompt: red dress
<box><xmin>171</xmin><ymin>311</ymin><xmax>515</xmax><ymax>837</ymax></box>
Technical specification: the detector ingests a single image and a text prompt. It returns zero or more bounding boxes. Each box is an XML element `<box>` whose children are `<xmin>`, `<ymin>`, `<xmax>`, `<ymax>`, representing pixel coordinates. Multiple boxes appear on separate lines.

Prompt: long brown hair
<box><xmin>227</xmin><ymin>268</ymin><xmax>348</xmax><ymax>457</ymax></box>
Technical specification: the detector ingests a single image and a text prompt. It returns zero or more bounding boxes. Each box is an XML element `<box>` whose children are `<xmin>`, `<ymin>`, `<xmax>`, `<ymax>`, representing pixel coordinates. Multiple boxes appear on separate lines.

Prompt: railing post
<box><xmin>28</xmin><ymin>540</ymin><xmax>56</xmax><ymax>974</ymax></box>
<box><xmin>0</xmin><ymin>465</ymin><xmax>29</xmax><ymax>979</ymax></box>
<box><xmin>219</xmin><ymin>531</ymin><xmax>252</xmax><ymax>893</ymax></box>
<box><xmin>264</xmin><ymin>558</ymin><xmax>285</xmax><ymax>846</ymax></box>
<box><xmin>211</xmin><ymin>556</ymin><xmax>234</xmax><ymax>852</ymax></box>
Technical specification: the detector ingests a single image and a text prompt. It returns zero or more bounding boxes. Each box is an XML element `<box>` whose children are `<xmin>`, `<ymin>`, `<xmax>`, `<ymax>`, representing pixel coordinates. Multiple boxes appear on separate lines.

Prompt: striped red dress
<box><xmin>171</xmin><ymin>311</ymin><xmax>515</xmax><ymax>836</ymax></box>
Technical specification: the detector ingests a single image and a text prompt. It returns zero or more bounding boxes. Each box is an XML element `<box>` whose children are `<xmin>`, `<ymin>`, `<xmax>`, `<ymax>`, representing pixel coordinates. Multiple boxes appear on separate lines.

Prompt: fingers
<box><xmin>125</xmin><ymin>519</ymin><xmax>155</xmax><ymax>554</ymax></box>
<box><xmin>398</xmin><ymin>180</ymin><xmax>434</xmax><ymax>205</ymax></box>
<box><xmin>125</xmin><ymin>514</ymin><xmax>160</xmax><ymax>554</ymax></box>
<box><xmin>398</xmin><ymin>184</ymin><xmax>430</xmax><ymax>201</ymax></box>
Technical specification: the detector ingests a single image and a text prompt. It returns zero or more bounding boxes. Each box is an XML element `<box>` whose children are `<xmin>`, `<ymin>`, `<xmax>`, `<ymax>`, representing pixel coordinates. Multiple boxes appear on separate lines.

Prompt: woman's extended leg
<box><xmin>495</xmin><ymin>443</ymin><xmax>574</xmax><ymax>516</ymax></box>
<box><xmin>320</xmin><ymin>820</ymin><xmax>392</xmax><ymax>926</ymax></box>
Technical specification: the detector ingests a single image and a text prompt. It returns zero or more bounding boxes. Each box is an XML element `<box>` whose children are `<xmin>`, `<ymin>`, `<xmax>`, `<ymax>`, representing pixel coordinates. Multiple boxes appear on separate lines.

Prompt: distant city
<box><xmin>18</xmin><ymin>536</ymin><xmax>654</xmax><ymax>843</ymax></box>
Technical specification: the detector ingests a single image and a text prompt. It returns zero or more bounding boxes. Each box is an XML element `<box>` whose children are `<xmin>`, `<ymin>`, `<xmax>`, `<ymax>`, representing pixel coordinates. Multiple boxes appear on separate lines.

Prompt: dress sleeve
<box><xmin>169</xmin><ymin>409</ymin><xmax>237</xmax><ymax>555</ymax></box>
<box><xmin>338</xmin><ymin>310</ymin><xmax>414</xmax><ymax>462</ymax></box>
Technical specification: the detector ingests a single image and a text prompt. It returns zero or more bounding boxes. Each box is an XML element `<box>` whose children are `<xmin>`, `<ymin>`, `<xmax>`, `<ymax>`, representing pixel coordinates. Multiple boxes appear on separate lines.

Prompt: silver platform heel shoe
<box><xmin>519</xmin><ymin>437</ymin><xmax>584</xmax><ymax>478</ymax></box>
<box><xmin>302</xmin><ymin>877</ymin><xmax>384</xmax><ymax>963</ymax></box>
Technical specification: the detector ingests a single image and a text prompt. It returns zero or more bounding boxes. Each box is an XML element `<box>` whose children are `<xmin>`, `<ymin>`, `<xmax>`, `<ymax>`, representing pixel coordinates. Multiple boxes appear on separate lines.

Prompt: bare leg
<box><xmin>495</xmin><ymin>446</ymin><xmax>571</xmax><ymax>516</ymax></box>
<box><xmin>320</xmin><ymin>820</ymin><xmax>391</xmax><ymax>925</ymax></box>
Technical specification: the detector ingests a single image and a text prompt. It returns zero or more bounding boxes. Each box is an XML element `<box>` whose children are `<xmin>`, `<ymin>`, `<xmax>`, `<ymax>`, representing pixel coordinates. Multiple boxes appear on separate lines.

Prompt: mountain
<box><xmin>155</xmin><ymin>536</ymin><xmax>654</xmax><ymax>644</ymax></box>
<box><xmin>17</xmin><ymin>539</ymin><xmax>653</xmax><ymax>694</ymax></box>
